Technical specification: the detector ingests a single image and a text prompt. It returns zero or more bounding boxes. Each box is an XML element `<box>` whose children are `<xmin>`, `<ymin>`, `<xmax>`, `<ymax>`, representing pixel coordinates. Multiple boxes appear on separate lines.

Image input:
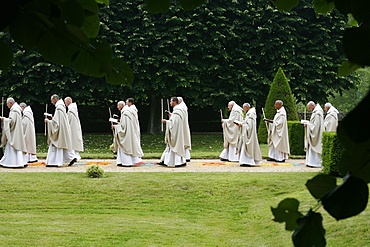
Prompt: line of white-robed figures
<box><xmin>219</xmin><ymin>100</ymin><xmax>339</xmax><ymax>168</ymax></box>
<box><xmin>109</xmin><ymin>96</ymin><xmax>191</xmax><ymax>168</ymax></box>
<box><xmin>0</xmin><ymin>95</ymin><xmax>84</xmax><ymax>168</ymax></box>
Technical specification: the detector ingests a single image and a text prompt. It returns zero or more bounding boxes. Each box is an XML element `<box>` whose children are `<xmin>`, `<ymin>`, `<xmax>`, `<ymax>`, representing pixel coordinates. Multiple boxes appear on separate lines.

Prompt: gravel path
<box><xmin>0</xmin><ymin>159</ymin><xmax>322</xmax><ymax>173</ymax></box>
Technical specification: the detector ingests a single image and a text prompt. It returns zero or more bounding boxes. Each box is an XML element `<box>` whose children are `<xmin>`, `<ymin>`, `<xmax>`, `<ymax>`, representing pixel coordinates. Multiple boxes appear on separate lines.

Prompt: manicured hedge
<box><xmin>288</xmin><ymin>121</ymin><xmax>305</xmax><ymax>155</ymax></box>
<box><xmin>322</xmin><ymin>131</ymin><xmax>344</xmax><ymax>176</ymax></box>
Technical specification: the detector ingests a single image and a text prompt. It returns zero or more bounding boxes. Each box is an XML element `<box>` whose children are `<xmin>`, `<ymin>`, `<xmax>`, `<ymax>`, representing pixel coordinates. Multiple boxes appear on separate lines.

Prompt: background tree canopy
<box><xmin>0</xmin><ymin>0</ymin><xmax>357</xmax><ymax>132</ymax></box>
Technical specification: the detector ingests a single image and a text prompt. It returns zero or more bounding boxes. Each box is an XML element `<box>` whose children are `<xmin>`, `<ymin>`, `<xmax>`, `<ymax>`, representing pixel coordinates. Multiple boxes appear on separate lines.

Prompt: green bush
<box><xmin>258</xmin><ymin>67</ymin><xmax>299</xmax><ymax>143</ymax></box>
<box><xmin>86</xmin><ymin>165</ymin><xmax>105</xmax><ymax>178</ymax></box>
<box><xmin>288</xmin><ymin>121</ymin><xmax>305</xmax><ymax>155</ymax></box>
<box><xmin>322</xmin><ymin>132</ymin><xmax>345</xmax><ymax>176</ymax></box>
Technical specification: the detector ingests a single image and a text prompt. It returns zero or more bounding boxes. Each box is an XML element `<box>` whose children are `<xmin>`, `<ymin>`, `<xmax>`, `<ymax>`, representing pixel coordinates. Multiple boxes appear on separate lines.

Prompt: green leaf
<box><xmin>347</xmin><ymin>13</ymin><xmax>358</xmax><ymax>26</ymax></box>
<box><xmin>338</xmin><ymin>60</ymin><xmax>363</xmax><ymax>77</ymax></box>
<box><xmin>145</xmin><ymin>0</ymin><xmax>171</xmax><ymax>14</ymax></box>
<box><xmin>105</xmin><ymin>58</ymin><xmax>134</xmax><ymax>85</ymax></box>
<box><xmin>178</xmin><ymin>0</ymin><xmax>207</xmax><ymax>10</ymax></box>
<box><xmin>0</xmin><ymin>41</ymin><xmax>13</xmax><ymax>73</ymax></box>
<box><xmin>321</xmin><ymin>174</ymin><xmax>369</xmax><ymax>220</ymax></box>
<box><xmin>305</xmin><ymin>174</ymin><xmax>337</xmax><ymax>200</ymax></box>
<box><xmin>343</xmin><ymin>26</ymin><xmax>370</xmax><ymax>66</ymax></box>
<box><xmin>273</xmin><ymin>0</ymin><xmax>300</xmax><ymax>11</ymax></box>
<box><xmin>337</xmin><ymin>91</ymin><xmax>370</xmax><ymax>182</ymax></box>
<box><xmin>95</xmin><ymin>0</ymin><xmax>109</xmax><ymax>5</ymax></box>
<box><xmin>37</xmin><ymin>29</ymin><xmax>78</xmax><ymax>66</ymax></box>
<box><xmin>292</xmin><ymin>210</ymin><xmax>326</xmax><ymax>247</ymax></box>
<box><xmin>313</xmin><ymin>0</ymin><xmax>334</xmax><ymax>14</ymax></box>
<box><xmin>75</xmin><ymin>0</ymin><xmax>100</xmax><ymax>38</ymax></box>
<box><xmin>271</xmin><ymin>198</ymin><xmax>303</xmax><ymax>231</ymax></box>
<box><xmin>61</xmin><ymin>0</ymin><xmax>85</xmax><ymax>27</ymax></box>
<box><xmin>80</xmin><ymin>12</ymin><xmax>100</xmax><ymax>38</ymax></box>
<box><xmin>9</xmin><ymin>12</ymin><xmax>44</xmax><ymax>51</ymax></box>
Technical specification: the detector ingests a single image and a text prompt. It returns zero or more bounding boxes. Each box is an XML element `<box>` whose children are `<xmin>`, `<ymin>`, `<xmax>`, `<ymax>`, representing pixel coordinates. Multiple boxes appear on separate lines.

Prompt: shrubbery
<box><xmin>322</xmin><ymin>131</ymin><xmax>344</xmax><ymax>176</ymax></box>
<box><xmin>86</xmin><ymin>165</ymin><xmax>105</xmax><ymax>178</ymax></box>
<box><xmin>288</xmin><ymin>121</ymin><xmax>305</xmax><ymax>155</ymax></box>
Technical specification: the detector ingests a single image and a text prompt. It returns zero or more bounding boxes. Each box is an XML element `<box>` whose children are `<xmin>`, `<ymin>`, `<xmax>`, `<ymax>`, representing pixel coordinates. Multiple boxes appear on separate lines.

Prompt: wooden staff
<box><xmin>44</xmin><ymin>104</ymin><xmax>48</xmax><ymax>136</ymax></box>
<box><xmin>304</xmin><ymin>107</ymin><xmax>306</xmax><ymax>121</ymax></box>
<box><xmin>167</xmin><ymin>99</ymin><xmax>170</xmax><ymax>113</ymax></box>
<box><xmin>1</xmin><ymin>97</ymin><xmax>3</xmax><ymax>117</ymax></box>
<box><xmin>161</xmin><ymin>98</ymin><xmax>164</xmax><ymax>132</ymax></box>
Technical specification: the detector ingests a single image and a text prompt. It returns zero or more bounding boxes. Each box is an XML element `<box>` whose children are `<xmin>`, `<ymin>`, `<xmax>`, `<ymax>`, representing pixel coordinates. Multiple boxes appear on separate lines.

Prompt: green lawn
<box><xmin>0</xmin><ymin>172</ymin><xmax>368</xmax><ymax>246</ymax></box>
<box><xmin>36</xmin><ymin>133</ymin><xmax>304</xmax><ymax>159</ymax></box>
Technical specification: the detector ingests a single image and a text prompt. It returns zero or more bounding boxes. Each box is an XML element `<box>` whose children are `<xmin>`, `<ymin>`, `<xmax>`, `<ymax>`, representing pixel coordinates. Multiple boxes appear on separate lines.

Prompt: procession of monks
<box><xmin>0</xmin><ymin>96</ymin><xmax>338</xmax><ymax>169</ymax></box>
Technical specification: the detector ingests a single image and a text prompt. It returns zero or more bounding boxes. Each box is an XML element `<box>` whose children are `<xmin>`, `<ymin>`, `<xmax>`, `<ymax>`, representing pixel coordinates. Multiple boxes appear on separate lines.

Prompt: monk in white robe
<box><xmin>219</xmin><ymin>101</ymin><xmax>243</xmax><ymax>162</ymax></box>
<box><xmin>112</xmin><ymin>101</ymin><xmax>143</xmax><ymax>167</ymax></box>
<box><xmin>324</xmin><ymin>102</ymin><xmax>339</xmax><ymax>132</ymax></box>
<box><xmin>159</xmin><ymin>97</ymin><xmax>187</xmax><ymax>167</ymax></box>
<box><xmin>264</xmin><ymin>100</ymin><xmax>290</xmax><ymax>162</ymax></box>
<box><xmin>20</xmin><ymin>103</ymin><xmax>38</xmax><ymax>163</ymax></box>
<box><xmin>177</xmin><ymin>97</ymin><xmax>191</xmax><ymax>161</ymax></box>
<box><xmin>45</xmin><ymin>94</ymin><xmax>76</xmax><ymax>167</ymax></box>
<box><xmin>237</xmin><ymin>103</ymin><xmax>262</xmax><ymax>166</ymax></box>
<box><xmin>64</xmin><ymin>97</ymin><xmax>84</xmax><ymax>160</ymax></box>
<box><xmin>0</xmin><ymin>98</ymin><xmax>27</xmax><ymax>168</ymax></box>
<box><xmin>304</xmin><ymin>101</ymin><xmax>324</xmax><ymax>168</ymax></box>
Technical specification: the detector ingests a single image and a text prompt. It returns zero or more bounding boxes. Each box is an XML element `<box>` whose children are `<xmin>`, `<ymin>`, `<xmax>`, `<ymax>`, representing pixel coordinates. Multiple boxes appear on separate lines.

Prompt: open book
<box><xmin>109</xmin><ymin>117</ymin><xmax>119</xmax><ymax>124</ymax></box>
<box><xmin>233</xmin><ymin>120</ymin><xmax>243</xmax><ymax>125</ymax></box>
<box><xmin>44</xmin><ymin>113</ymin><xmax>52</xmax><ymax>120</ymax></box>
<box><xmin>300</xmin><ymin>120</ymin><xmax>309</xmax><ymax>125</ymax></box>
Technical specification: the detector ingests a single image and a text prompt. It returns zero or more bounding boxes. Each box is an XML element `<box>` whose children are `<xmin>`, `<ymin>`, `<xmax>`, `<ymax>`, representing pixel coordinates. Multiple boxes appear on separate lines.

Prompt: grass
<box><xmin>36</xmin><ymin>133</ymin><xmax>302</xmax><ymax>159</ymax></box>
<box><xmin>0</xmin><ymin>172</ymin><xmax>368</xmax><ymax>246</ymax></box>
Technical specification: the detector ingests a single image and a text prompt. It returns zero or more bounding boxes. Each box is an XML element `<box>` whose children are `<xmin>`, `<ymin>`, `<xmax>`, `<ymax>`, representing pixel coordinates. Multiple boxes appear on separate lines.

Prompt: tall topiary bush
<box><xmin>258</xmin><ymin>67</ymin><xmax>299</xmax><ymax>143</ymax></box>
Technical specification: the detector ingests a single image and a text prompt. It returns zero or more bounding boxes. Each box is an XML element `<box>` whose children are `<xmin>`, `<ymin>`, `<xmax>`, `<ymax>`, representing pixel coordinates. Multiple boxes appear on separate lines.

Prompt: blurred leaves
<box><xmin>3</xmin><ymin>0</ymin><xmax>133</xmax><ymax>85</ymax></box>
<box><xmin>292</xmin><ymin>210</ymin><xmax>326</xmax><ymax>247</ymax></box>
<box><xmin>305</xmin><ymin>174</ymin><xmax>337</xmax><ymax>199</ymax></box>
<box><xmin>321</xmin><ymin>174</ymin><xmax>369</xmax><ymax>220</ymax></box>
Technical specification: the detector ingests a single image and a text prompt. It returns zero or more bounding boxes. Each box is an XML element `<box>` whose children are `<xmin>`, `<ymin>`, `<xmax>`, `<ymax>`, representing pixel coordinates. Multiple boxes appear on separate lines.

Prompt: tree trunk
<box><xmin>147</xmin><ymin>95</ymin><xmax>162</xmax><ymax>134</ymax></box>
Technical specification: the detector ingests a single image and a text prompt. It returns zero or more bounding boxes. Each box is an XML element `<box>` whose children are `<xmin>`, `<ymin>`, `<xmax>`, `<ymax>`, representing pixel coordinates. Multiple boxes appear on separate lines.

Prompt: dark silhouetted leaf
<box><xmin>61</xmin><ymin>0</ymin><xmax>85</xmax><ymax>27</ymax></box>
<box><xmin>337</xmin><ymin>91</ymin><xmax>370</xmax><ymax>182</ymax></box>
<box><xmin>145</xmin><ymin>0</ymin><xmax>171</xmax><ymax>13</ymax></box>
<box><xmin>321</xmin><ymin>174</ymin><xmax>369</xmax><ymax>220</ymax></box>
<box><xmin>0</xmin><ymin>41</ymin><xmax>13</xmax><ymax>73</ymax></box>
<box><xmin>343</xmin><ymin>26</ymin><xmax>370</xmax><ymax>66</ymax></box>
<box><xmin>9</xmin><ymin>12</ymin><xmax>44</xmax><ymax>51</ymax></box>
<box><xmin>305</xmin><ymin>174</ymin><xmax>337</xmax><ymax>199</ymax></box>
<box><xmin>271</xmin><ymin>198</ymin><xmax>303</xmax><ymax>231</ymax></box>
<box><xmin>292</xmin><ymin>210</ymin><xmax>326</xmax><ymax>247</ymax></box>
<box><xmin>273</xmin><ymin>0</ymin><xmax>300</xmax><ymax>11</ymax></box>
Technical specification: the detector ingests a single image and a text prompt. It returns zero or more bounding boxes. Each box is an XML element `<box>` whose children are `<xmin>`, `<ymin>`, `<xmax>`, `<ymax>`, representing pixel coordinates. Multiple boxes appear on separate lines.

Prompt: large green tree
<box><xmin>0</xmin><ymin>0</ymin><xmax>358</xmax><ymax>133</ymax></box>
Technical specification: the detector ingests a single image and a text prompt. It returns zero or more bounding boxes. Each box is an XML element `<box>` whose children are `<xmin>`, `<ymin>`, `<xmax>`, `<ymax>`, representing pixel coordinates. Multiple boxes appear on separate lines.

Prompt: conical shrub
<box><xmin>258</xmin><ymin>67</ymin><xmax>299</xmax><ymax>143</ymax></box>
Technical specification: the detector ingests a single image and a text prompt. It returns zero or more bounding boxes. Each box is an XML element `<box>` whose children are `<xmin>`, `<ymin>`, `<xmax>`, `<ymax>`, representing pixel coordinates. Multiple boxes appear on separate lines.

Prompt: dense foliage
<box><xmin>288</xmin><ymin>121</ymin><xmax>305</xmax><ymax>155</ymax></box>
<box><xmin>0</xmin><ymin>0</ymin><xmax>355</xmax><ymax>110</ymax></box>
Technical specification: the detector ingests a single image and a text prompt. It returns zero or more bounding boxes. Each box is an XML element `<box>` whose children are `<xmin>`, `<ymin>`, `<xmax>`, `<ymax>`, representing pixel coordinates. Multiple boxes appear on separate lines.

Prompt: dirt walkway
<box><xmin>0</xmin><ymin>158</ymin><xmax>322</xmax><ymax>173</ymax></box>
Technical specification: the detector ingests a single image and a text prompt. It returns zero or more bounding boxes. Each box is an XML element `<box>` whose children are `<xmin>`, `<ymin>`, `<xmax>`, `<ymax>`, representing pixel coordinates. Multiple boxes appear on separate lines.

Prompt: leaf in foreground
<box><xmin>271</xmin><ymin>198</ymin><xmax>303</xmax><ymax>231</ymax></box>
<box><xmin>273</xmin><ymin>0</ymin><xmax>300</xmax><ymax>11</ymax></box>
<box><xmin>321</xmin><ymin>174</ymin><xmax>369</xmax><ymax>220</ymax></box>
<box><xmin>305</xmin><ymin>174</ymin><xmax>337</xmax><ymax>200</ymax></box>
<box><xmin>292</xmin><ymin>210</ymin><xmax>326</xmax><ymax>247</ymax></box>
